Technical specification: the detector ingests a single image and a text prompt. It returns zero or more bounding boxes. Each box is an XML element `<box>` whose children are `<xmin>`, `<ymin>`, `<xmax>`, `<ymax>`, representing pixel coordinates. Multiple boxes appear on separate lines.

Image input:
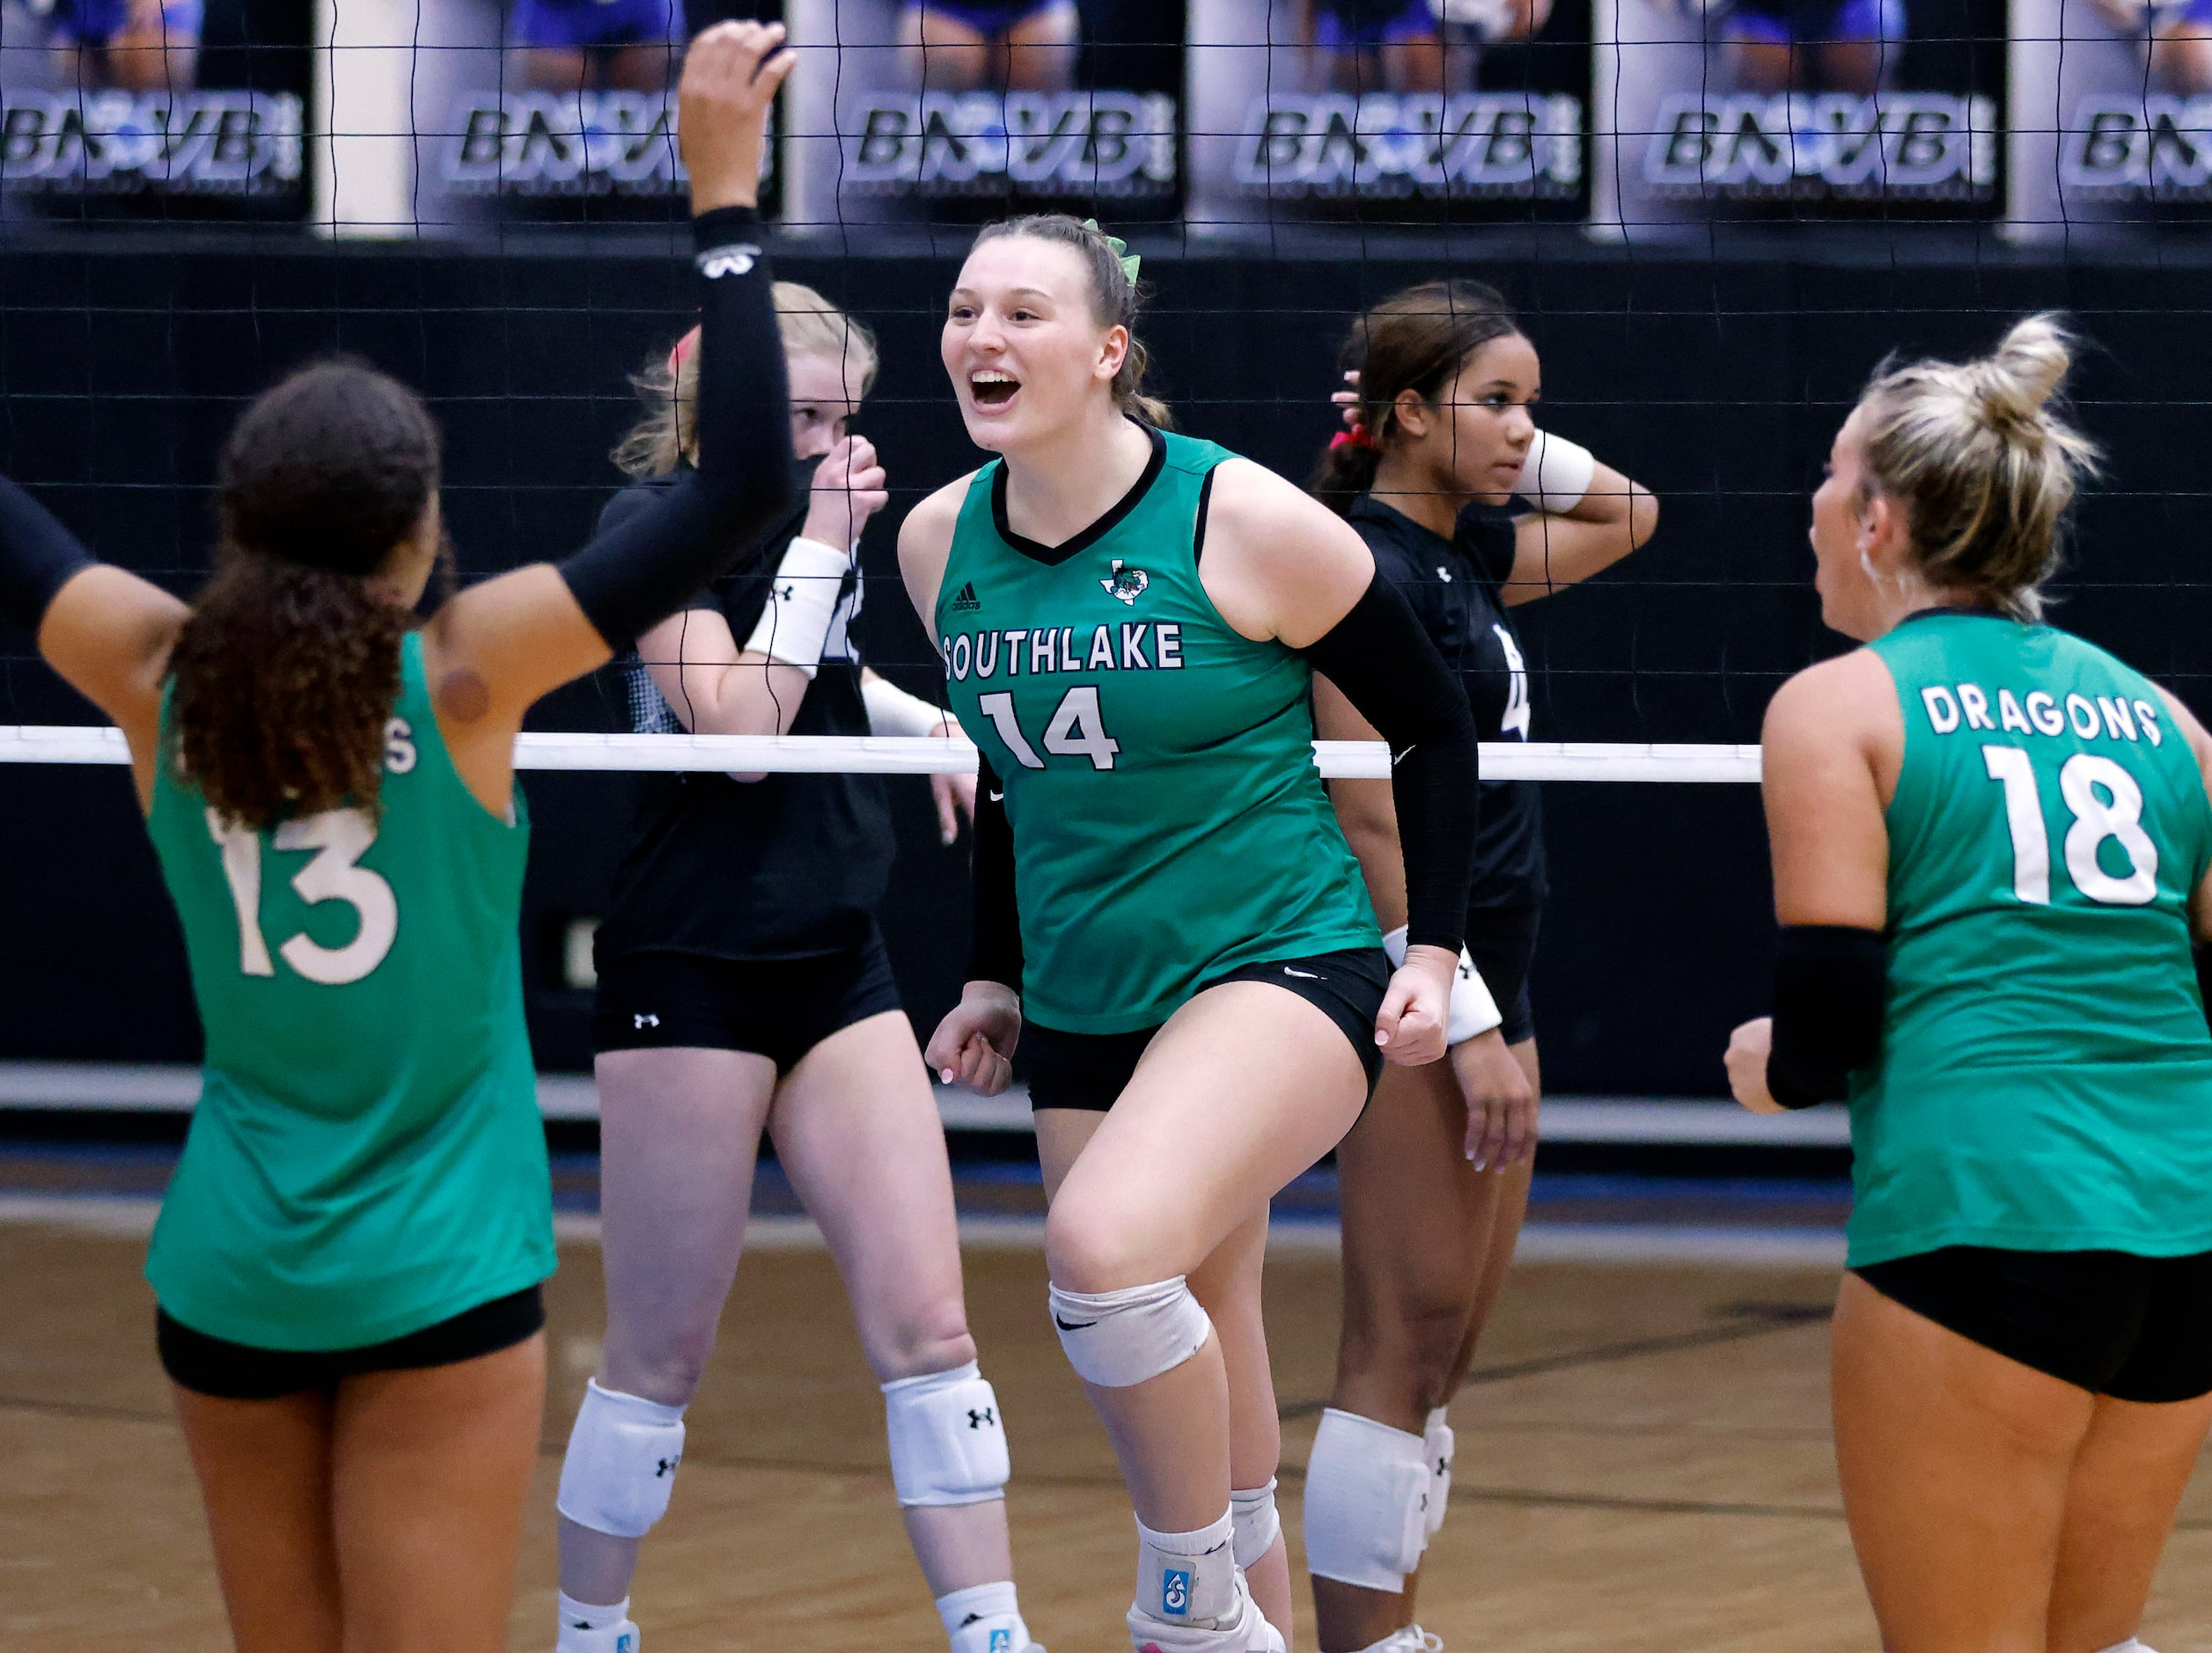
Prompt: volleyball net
<box><xmin>4</xmin><ymin>0</ymin><xmax>2210</xmax><ymax>1111</ymax></box>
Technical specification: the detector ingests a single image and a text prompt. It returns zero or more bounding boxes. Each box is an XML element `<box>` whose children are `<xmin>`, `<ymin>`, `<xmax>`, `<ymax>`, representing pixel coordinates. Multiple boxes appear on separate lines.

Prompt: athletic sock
<box><xmin>555</xmin><ymin>1591</ymin><xmax>639</xmax><ymax>1653</ymax></box>
<box><xmin>1135</xmin><ymin>1510</ymin><xmax>1238</xmax><ymax>1627</ymax></box>
<box><xmin>937</xmin><ymin>1580</ymin><xmax>1030</xmax><ymax>1653</ymax></box>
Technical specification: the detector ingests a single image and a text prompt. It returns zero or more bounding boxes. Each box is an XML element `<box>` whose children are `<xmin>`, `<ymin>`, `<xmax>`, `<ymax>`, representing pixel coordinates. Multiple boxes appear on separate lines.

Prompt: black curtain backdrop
<box><xmin>3</xmin><ymin>236</ymin><xmax>2207</xmax><ymax>1092</ymax></box>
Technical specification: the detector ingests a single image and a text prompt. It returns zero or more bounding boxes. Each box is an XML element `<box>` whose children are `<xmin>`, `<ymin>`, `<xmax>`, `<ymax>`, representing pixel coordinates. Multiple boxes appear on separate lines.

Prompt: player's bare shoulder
<box><xmin>1764</xmin><ymin>645</ymin><xmax>1905</xmax><ymax>799</ymax></box>
<box><xmin>898</xmin><ymin>471</ymin><xmax>981</xmax><ymax>636</ymax></box>
<box><xmin>1197</xmin><ymin>456</ymin><xmax>1372</xmax><ymax>646</ymax></box>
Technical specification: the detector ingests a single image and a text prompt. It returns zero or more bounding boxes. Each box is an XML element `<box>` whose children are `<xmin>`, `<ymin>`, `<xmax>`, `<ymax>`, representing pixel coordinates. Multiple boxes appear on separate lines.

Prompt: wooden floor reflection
<box><xmin>4</xmin><ymin>1220</ymin><xmax>2209</xmax><ymax>1651</ymax></box>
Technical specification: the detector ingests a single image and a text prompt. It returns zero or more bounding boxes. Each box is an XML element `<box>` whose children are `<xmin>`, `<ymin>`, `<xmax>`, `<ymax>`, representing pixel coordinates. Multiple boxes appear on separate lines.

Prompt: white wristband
<box><xmin>862</xmin><ymin>674</ymin><xmax>952</xmax><ymax>738</ymax></box>
<box><xmin>742</xmin><ymin>536</ymin><xmax>849</xmax><ymax>678</ymax></box>
<box><xmin>1379</xmin><ymin>924</ymin><xmax>1504</xmax><ymax>1045</ymax></box>
<box><xmin>1515</xmin><ymin>430</ymin><xmax>1596</xmax><ymax>516</ymax></box>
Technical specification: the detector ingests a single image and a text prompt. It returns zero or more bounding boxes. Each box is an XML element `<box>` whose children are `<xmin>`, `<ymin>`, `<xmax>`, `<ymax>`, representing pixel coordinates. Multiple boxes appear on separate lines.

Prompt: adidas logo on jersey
<box><xmin>950</xmin><ymin>581</ymin><xmax>982</xmax><ymax>613</ymax></box>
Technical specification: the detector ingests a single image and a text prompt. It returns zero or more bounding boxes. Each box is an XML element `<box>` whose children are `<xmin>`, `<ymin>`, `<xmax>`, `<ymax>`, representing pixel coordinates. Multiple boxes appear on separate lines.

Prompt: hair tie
<box><xmin>1330</xmin><ymin>422</ymin><xmax>1376</xmax><ymax>452</ymax></box>
<box><xmin>1083</xmin><ymin>218</ymin><xmax>1142</xmax><ymax>286</ymax></box>
<box><xmin>667</xmin><ymin>324</ymin><xmax>702</xmax><ymax>378</ymax></box>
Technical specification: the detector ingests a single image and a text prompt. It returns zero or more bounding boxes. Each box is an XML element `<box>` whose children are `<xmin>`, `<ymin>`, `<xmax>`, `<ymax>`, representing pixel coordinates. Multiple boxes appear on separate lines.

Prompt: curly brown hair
<box><xmin>167</xmin><ymin>360</ymin><xmax>441</xmax><ymax>831</ymax></box>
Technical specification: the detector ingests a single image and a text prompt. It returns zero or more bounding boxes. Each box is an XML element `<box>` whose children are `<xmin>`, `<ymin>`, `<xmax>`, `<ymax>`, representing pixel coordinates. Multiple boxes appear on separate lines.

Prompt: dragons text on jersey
<box><xmin>1847</xmin><ymin>610</ymin><xmax>2212</xmax><ymax>1267</ymax></box>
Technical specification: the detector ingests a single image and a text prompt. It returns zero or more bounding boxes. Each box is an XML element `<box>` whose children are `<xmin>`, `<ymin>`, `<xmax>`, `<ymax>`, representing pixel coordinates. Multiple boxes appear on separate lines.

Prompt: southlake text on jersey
<box><xmin>938</xmin><ymin>621</ymin><xmax>1187</xmax><ymax>680</ymax></box>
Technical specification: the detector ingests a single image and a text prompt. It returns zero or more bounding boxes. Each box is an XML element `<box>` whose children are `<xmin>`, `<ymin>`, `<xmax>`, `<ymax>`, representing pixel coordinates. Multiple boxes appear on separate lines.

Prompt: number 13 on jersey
<box><xmin>207</xmin><ymin>809</ymin><xmax>400</xmax><ymax>986</ymax></box>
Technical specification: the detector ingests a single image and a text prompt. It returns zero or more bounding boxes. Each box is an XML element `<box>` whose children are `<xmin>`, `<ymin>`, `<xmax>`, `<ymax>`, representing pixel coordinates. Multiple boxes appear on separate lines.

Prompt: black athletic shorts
<box><xmin>592</xmin><ymin>925</ymin><xmax>903</xmax><ymax>1072</ymax></box>
<box><xmin>1025</xmin><ymin>947</ymin><xmax>1393</xmax><ymax>1113</ymax></box>
<box><xmin>1854</xmin><ymin>1246</ymin><xmax>2212</xmax><ymax>1403</ymax></box>
<box><xmin>1466</xmin><ymin>903</ymin><xmax>1539</xmax><ymax>1047</ymax></box>
<box><xmin>157</xmin><ymin>1286</ymin><xmax>547</xmax><ymax>1401</ymax></box>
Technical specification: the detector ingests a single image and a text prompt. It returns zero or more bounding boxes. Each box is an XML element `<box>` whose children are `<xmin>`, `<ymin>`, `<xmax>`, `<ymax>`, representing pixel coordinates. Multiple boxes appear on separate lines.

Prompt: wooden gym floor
<box><xmin>4</xmin><ymin>1217</ymin><xmax>2211</xmax><ymax>1651</ymax></box>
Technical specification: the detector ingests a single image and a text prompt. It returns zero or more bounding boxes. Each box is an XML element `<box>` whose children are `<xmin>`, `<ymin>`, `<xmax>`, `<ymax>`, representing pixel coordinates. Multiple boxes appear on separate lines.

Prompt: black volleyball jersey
<box><xmin>593</xmin><ymin>471</ymin><xmax>897</xmax><ymax>964</ymax></box>
<box><xmin>1346</xmin><ymin>494</ymin><xmax>1547</xmax><ymax>910</ymax></box>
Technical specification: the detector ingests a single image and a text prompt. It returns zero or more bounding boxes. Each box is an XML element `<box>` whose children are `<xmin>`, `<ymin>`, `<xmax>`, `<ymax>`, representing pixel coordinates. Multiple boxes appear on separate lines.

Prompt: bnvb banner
<box><xmin>783</xmin><ymin>0</ymin><xmax>1184</xmax><ymax>227</ymax></box>
<box><xmin>0</xmin><ymin>0</ymin><xmax>307</xmax><ymax>219</ymax></box>
<box><xmin>1591</xmin><ymin>0</ymin><xmax>2005</xmax><ymax>229</ymax></box>
<box><xmin>2010</xmin><ymin>0</ymin><xmax>2212</xmax><ymax>231</ymax></box>
<box><xmin>1184</xmin><ymin>0</ymin><xmax>1590</xmax><ymax>225</ymax></box>
<box><xmin>404</xmin><ymin>0</ymin><xmax>754</xmax><ymax>228</ymax></box>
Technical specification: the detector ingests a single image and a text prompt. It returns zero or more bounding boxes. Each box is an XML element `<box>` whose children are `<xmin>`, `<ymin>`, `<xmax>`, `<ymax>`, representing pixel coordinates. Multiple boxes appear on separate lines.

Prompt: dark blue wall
<box><xmin>4</xmin><ymin>234</ymin><xmax>2208</xmax><ymax>1091</ymax></box>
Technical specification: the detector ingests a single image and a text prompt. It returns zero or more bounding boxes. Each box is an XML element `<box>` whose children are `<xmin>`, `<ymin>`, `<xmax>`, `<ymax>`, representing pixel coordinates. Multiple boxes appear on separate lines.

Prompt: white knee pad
<box><xmin>1230</xmin><ymin>1480</ymin><xmax>1280</xmax><ymax>1569</ymax></box>
<box><xmin>884</xmin><ymin>1359</ymin><xmax>1011</xmax><ymax>1508</ymax></box>
<box><xmin>1049</xmin><ymin>1277</ymin><xmax>1212</xmax><ymax>1388</ymax></box>
<box><xmin>1422</xmin><ymin>1407</ymin><xmax>1454</xmax><ymax>1537</ymax></box>
<box><xmin>556</xmin><ymin>1380</ymin><xmax>687</xmax><ymax>1539</ymax></box>
<box><xmin>1302</xmin><ymin>1408</ymin><xmax>1429</xmax><ymax>1593</ymax></box>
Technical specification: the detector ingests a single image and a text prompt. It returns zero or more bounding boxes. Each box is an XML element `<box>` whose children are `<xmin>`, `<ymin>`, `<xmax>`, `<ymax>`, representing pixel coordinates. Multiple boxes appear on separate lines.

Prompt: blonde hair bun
<box><xmin>1854</xmin><ymin>312</ymin><xmax>2102</xmax><ymax>623</ymax></box>
<box><xmin>1970</xmin><ymin>312</ymin><xmax>2076</xmax><ymax>432</ymax></box>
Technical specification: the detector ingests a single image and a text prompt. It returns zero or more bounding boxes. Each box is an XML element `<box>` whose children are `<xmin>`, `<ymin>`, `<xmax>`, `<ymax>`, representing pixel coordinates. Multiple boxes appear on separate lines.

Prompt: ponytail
<box><xmin>170</xmin><ymin>358</ymin><xmax>440</xmax><ymax>830</ymax></box>
<box><xmin>1308</xmin><ymin>280</ymin><xmax>1521</xmax><ymax>516</ymax></box>
<box><xmin>169</xmin><ymin>552</ymin><xmax>412</xmax><ymax>830</ymax></box>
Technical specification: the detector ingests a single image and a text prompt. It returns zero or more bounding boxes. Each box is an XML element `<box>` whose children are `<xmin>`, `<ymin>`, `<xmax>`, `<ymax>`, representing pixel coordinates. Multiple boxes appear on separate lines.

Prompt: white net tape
<box><xmin>0</xmin><ymin>728</ymin><xmax>1762</xmax><ymax>783</ymax></box>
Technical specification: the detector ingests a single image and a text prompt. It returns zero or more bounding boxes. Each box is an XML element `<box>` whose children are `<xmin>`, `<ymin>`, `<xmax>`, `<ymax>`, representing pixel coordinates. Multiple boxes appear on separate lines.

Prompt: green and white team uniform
<box><xmin>1851</xmin><ymin>610</ymin><xmax>2212</xmax><ymax>1267</ymax></box>
<box><xmin>145</xmin><ymin>631</ymin><xmax>555</xmax><ymax>1350</ymax></box>
<box><xmin>934</xmin><ymin>427</ymin><xmax>1381</xmax><ymax>1033</ymax></box>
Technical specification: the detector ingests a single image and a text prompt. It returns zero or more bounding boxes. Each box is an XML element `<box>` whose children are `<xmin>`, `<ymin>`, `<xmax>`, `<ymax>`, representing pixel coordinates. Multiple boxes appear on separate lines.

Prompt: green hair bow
<box><xmin>1084</xmin><ymin>218</ymin><xmax>1141</xmax><ymax>286</ymax></box>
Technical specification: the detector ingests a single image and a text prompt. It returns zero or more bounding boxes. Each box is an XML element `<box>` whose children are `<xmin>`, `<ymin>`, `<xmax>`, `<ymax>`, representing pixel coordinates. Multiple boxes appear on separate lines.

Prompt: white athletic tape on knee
<box><xmin>1230</xmin><ymin>1480</ymin><xmax>1281</xmax><ymax>1569</ymax></box>
<box><xmin>1302</xmin><ymin>1408</ymin><xmax>1430</xmax><ymax>1592</ymax></box>
<box><xmin>883</xmin><ymin>1360</ymin><xmax>1010</xmax><ymax>1508</ymax></box>
<box><xmin>2093</xmin><ymin>1642</ymin><xmax>2152</xmax><ymax>1653</ymax></box>
<box><xmin>1514</xmin><ymin>429</ymin><xmax>1596</xmax><ymax>516</ymax></box>
<box><xmin>556</xmin><ymin>1380</ymin><xmax>687</xmax><ymax>1539</ymax></box>
<box><xmin>1136</xmin><ymin>1510</ymin><xmax>1238</xmax><ymax>1625</ymax></box>
<box><xmin>1049</xmin><ymin>1277</ymin><xmax>1212</xmax><ymax>1388</ymax></box>
<box><xmin>1422</xmin><ymin>1408</ymin><xmax>1454</xmax><ymax>1537</ymax></box>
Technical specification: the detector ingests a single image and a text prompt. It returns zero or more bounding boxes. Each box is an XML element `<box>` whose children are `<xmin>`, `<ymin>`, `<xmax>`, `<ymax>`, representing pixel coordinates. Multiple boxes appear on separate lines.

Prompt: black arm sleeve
<box><xmin>967</xmin><ymin>753</ymin><xmax>1024</xmax><ymax>992</ymax></box>
<box><xmin>1766</xmin><ymin>925</ymin><xmax>1887</xmax><ymax>1109</ymax></box>
<box><xmin>557</xmin><ymin>207</ymin><xmax>796</xmax><ymax>650</ymax></box>
<box><xmin>0</xmin><ymin>474</ymin><xmax>96</xmax><ymax>636</ymax></box>
<box><xmin>1303</xmin><ymin>570</ymin><xmax>1481</xmax><ymax>956</ymax></box>
<box><xmin>2196</xmin><ymin>944</ymin><xmax>2212</xmax><ymax>1034</ymax></box>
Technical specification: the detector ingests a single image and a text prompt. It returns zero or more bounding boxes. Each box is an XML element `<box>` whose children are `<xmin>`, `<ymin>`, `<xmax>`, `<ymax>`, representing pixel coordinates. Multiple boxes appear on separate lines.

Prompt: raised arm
<box><xmin>0</xmin><ymin>480</ymin><xmax>191</xmax><ymax>804</ymax></box>
<box><xmin>424</xmin><ymin>20</ymin><xmax>797</xmax><ymax>807</ymax></box>
<box><xmin>1502</xmin><ymin>451</ymin><xmax>1659</xmax><ymax>607</ymax></box>
<box><xmin>636</xmin><ymin>434</ymin><xmax>888</xmax><ymax>755</ymax></box>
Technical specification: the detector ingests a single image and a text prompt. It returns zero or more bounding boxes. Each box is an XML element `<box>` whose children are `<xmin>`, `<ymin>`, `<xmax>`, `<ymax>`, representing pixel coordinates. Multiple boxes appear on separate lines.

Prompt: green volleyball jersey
<box><xmin>1848</xmin><ymin>611</ymin><xmax>2212</xmax><ymax>1267</ymax></box>
<box><xmin>144</xmin><ymin>631</ymin><xmax>555</xmax><ymax>1349</ymax></box>
<box><xmin>936</xmin><ymin>427</ymin><xmax>1380</xmax><ymax>1033</ymax></box>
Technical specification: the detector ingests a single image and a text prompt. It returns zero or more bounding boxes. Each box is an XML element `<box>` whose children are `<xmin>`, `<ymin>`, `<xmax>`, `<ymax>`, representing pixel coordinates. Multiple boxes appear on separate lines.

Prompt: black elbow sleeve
<box><xmin>1767</xmin><ymin>925</ymin><xmax>1887</xmax><ymax>1109</ymax></box>
<box><xmin>555</xmin><ymin>209</ymin><xmax>796</xmax><ymax>650</ymax></box>
<box><xmin>1303</xmin><ymin>571</ymin><xmax>1481</xmax><ymax>956</ymax></box>
<box><xmin>0</xmin><ymin>474</ymin><xmax>96</xmax><ymax>636</ymax></box>
<box><xmin>969</xmin><ymin>755</ymin><xmax>1024</xmax><ymax>992</ymax></box>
